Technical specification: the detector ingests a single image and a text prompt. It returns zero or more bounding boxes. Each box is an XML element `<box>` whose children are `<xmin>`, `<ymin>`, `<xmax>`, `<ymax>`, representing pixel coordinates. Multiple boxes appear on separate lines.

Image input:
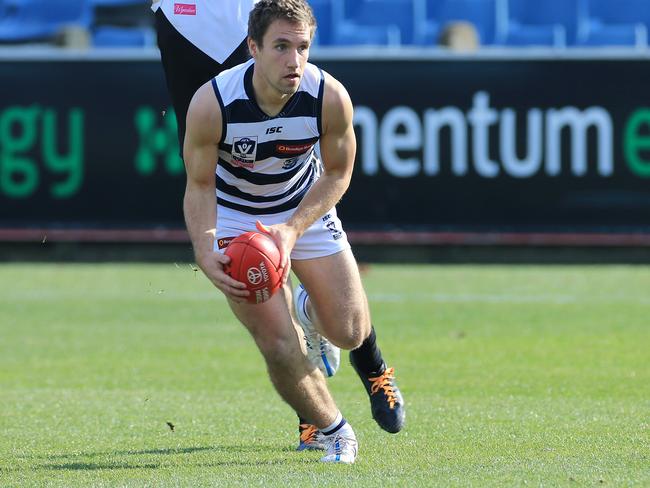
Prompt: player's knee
<box><xmin>255</xmin><ymin>331</ymin><xmax>298</xmax><ymax>368</ymax></box>
<box><xmin>336</xmin><ymin>329</ymin><xmax>365</xmax><ymax>350</ymax></box>
<box><xmin>326</xmin><ymin>311</ymin><xmax>368</xmax><ymax>350</ymax></box>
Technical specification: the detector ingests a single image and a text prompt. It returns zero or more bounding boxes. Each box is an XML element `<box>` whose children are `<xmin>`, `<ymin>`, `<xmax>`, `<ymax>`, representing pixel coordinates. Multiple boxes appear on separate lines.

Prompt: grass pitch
<box><xmin>0</xmin><ymin>262</ymin><xmax>648</xmax><ymax>487</ymax></box>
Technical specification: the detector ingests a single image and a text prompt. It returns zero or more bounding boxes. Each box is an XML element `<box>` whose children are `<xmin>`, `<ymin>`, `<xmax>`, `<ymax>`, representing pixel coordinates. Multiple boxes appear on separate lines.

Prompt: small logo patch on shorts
<box><xmin>325</xmin><ymin>220</ymin><xmax>343</xmax><ymax>240</ymax></box>
<box><xmin>217</xmin><ymin>237</ymin><xmax>235</xmax><ymax>249</ymax></box>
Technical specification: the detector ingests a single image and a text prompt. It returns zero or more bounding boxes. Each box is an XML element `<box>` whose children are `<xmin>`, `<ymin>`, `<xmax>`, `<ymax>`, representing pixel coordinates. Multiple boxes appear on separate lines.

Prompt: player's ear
<box><xmin>247</xmin><ymin>37</ymin><xmax>258</xmax><ymax>57</ymax></box>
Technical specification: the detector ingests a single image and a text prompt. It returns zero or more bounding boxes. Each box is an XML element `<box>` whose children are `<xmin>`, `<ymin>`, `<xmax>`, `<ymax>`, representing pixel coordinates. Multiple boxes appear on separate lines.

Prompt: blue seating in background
<box><xmin>0</xmin><ymin>0</ymin><xmax>649</xmax><ymax>49</ymax></box>
<box><xmin>415</xmin><ymin>0</ymin><xmax>499</xmax><ymax>46</ymax></box>
<box><xmin>576</xmin><ymin>0</ymin><xmax>650</xmax><ymax>47</ymax></box>
<box><xmin>93</xmin><ymin>25</ymin><xmax>155</xmax><ymax>47</ymax></box>
<box><xmin>499</xmin><ymin>0</ymin><xmax>579</xmax><ymax>47</ymax></box>
<box><xmin>90</xmin><ymin>0</ymin><xmax>151</xmax><ymax>29</ymax></box>
<box><xmin>334</xmin><ymin>0</ymin><xmax>416</xmax><ymax>46</ymax></box>
<box><xmin>89</xmin><ymin>0</ymin><xmax>144</xmax><ymax>5</ymax></box>
<box><xmin>0</xmin><ymin>0</ymin><xmax>92</xmax><ymax>43</ymax></box>
<box><xmin>88</xmin><ymin>0</ymin><xmax>154</xmax><ymax>47</ymax></box>
<box><xmin>310</xmin><ymin>0</ymin><xmax>335</xmax><ymax>45</ymax></box>
<box><xmin>580</xmin><ymin>0</ymin><xmax>650</xmax><ymax>27</ymax></box>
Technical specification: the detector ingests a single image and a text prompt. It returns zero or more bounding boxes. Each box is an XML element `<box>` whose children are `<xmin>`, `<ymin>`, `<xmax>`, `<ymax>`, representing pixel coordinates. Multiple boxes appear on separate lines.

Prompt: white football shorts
<box><xmin>214</xmin><ymin>205</ymin><xmax>351</xmax><ymax>260</ymax></box>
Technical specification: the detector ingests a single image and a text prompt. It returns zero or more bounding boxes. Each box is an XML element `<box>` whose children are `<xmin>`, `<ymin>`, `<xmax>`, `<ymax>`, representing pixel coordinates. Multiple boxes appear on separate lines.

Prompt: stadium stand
<box><xmin>89</xmin><ymin>0</ymin><xmax>151</xmax><ymax>27</ymax></box>
<box><xmin>576</xmin><ymin>0</ymin><xmax>649</xmax><ymax>47</ymax></box>
<box><xmin>89</xmin><ymin>0</ymin><xmax>154</xmax><ymax>47</ymax></box>
<box><xmin>0</xmin><ymin>0</ymin><xmax>93</xmax><ymax>43</ymax></box>
<box><xmin>0</xmin><ymin>0</ymin><xmax>648</xmax><ymax>48</ymax></box>
<box><xmin>497</xmin><ymin>0</ymin><xmax>580</xmax><ymax>47</ymax></box>
<box><xmin>309</xmin><ymin>0</ymin><xmax>335</xmax><ymax>45</ymax></box>
<box><xmin>415</xmin><ymin>0</ymin><xmax>499</xmax><ymax>46</ymax></box>
<box><xmin>92</xmin><ymin>25</ymin><xmax>155</xmax><ymax>47</ymax></box>
<box><xmin>333</xmin><ymin>0</ymin><xmax>417</xmax><ymax>46</ymax></box>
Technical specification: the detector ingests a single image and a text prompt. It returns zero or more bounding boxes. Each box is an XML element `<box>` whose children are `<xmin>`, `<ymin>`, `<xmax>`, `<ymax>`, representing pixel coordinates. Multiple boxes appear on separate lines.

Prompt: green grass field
<box><xmin>1</xmin><ymin>263</ymin><xmax>649</xmax><ymax>487</ymax></box>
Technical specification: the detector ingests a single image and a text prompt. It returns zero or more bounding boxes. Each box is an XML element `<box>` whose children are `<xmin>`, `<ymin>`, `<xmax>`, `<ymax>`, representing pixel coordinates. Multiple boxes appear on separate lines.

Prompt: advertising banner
<box><xmin>1</xmin><ymin>55</ymin><xmax>649</xmax><ymax>240</ymax></box>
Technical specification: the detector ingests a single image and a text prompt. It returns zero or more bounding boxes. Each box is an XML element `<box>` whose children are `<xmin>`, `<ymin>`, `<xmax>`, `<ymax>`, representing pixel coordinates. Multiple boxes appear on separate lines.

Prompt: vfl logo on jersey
<box><xmin>174</xmin><ymin>3</ymin><xmax>196</xmax><ymax>15</ymax></box>
<box><xmin>231</xmin><ymin>136</ymin><xmax>258</xmax><ymax>168</ymax></box>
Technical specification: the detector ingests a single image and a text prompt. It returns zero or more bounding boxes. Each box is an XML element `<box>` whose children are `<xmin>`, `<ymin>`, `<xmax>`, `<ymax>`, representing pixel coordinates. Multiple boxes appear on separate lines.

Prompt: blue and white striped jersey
<box><xmin>211</xmin><ymin>58</ymin><xmax>325</xmax><ymax>215</ymax></box>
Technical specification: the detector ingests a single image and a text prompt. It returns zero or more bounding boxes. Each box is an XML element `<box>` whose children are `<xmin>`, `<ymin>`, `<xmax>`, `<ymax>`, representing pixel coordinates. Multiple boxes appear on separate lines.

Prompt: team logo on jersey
<box><xmin>282</xmin><ymin>157</ymin><xmax>300</xmax><ymax>170</ymax></box>
<box><xmin>173</xmin><ymin>3</ymin><xmax>196</xmax><ymax>15</ymax></box>
<box><xmin>231</xmin><ymin>136</ymin><xmax>258</xmax><ymax>168</ymax></box>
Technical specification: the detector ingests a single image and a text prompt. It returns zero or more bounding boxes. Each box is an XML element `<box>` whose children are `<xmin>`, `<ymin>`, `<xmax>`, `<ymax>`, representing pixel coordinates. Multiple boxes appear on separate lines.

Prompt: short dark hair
<box><xmin>248</xmin><ymin>0</ymin><xmax>316</xmax><ymax>47</ymax></box>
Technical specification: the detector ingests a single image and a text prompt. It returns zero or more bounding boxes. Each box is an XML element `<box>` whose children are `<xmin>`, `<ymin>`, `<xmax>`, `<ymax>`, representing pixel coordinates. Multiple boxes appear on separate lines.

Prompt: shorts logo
<box><xmin>231</xmin><ymin>136</ymin><xmax>257</xmax><ymax>168</ymax></box>
<box><xmin>276</xmin><ymin>143</ymin><xmax>314</xmax><ymax>155</ymax></box>
<box><xmin>174</xmin><ymin>3</ymin><xmax>196</xmax><ymax>15</ymax></box>
<box><xmin>247</xmin><ymin>266</ymin><xmax>263</xmax><ymax>285</ymax></box>
<box><xmin>217</xmin><ymin>237</ymin><xmax>235</xmax><ymax>249</ymax></box>
<box><xmin>325</xmin><ymin>220</ymin><xmax>343</xmax><ymax>240</ymax></box>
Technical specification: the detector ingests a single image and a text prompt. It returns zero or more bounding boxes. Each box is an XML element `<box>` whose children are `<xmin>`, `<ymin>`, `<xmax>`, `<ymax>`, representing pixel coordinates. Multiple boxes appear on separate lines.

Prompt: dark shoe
<box><xmin>350</xmin><ymin>358</ymin><xmax>405</xmax><ymax>433</ymax></box>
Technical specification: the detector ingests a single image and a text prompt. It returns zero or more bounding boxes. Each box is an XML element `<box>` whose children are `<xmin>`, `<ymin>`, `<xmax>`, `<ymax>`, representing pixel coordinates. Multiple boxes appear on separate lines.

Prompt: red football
<box><xmin>224</xmin><ymin>231</ymin><xmax>282</xmax><ymax>304</ymax></box>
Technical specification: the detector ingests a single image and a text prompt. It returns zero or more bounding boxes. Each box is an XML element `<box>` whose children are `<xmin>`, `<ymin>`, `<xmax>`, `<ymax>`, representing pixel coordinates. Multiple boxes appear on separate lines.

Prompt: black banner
<box><xmin>1</xmin><ymin>55</ymin><xmax>650</xmax><ymax>235</ymax></box>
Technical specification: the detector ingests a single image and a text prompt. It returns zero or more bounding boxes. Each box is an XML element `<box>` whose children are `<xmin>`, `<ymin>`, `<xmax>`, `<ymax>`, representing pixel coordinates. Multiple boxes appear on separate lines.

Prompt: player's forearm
<box><xmin>287</xmin><ymin>170</ymin><xmax>351</xmax><ymax>237</ymax></box>
<box><xmin>183</xmin><ymin>181</ymin><xmax>217</xmax><ymax>263</ymax></box>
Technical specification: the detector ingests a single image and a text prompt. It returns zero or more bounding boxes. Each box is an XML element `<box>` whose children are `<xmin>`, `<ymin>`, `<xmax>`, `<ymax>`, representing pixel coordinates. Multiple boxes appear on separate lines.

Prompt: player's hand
<box><xmin>196</xmin><ymin>251</ymin><xmax>249</xmax><ymax>303</ymax></box>
<box><xmin>255</xmin><ymin>220</ymin><xmax>297</xmax><ymax>285</ymax></box>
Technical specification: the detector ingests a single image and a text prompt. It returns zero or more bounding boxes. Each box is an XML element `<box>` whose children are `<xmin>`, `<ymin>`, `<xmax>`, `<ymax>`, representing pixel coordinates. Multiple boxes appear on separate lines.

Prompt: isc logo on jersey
<box><xmin>232</xmin><ymin>136</ymin><xmax>258</xmax><ymax>168</ymax></box>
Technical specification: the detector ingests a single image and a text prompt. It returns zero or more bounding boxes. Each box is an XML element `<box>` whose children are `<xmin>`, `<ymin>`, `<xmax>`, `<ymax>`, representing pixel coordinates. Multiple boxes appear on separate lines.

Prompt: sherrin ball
<box><xmin>224</xmin><ymin>231</ymin><xmax>282</xmax><ymax>304</ymax></box>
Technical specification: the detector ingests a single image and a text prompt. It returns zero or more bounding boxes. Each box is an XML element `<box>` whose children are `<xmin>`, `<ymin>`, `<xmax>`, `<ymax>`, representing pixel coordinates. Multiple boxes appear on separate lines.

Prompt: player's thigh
<box><xmin>291</xmin><ymin>249</ymin><xmax>370</xmax><ymax>348</ymax></box>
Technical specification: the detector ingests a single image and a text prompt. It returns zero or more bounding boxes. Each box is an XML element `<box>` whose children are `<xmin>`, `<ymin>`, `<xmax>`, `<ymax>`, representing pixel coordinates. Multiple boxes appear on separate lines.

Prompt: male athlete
<box><xmin>183</xmin><ymin>0</ymin><xmax>405</xmax><ymax>463</ymax></box>
<box><xmin>154</xmin><ymin>0</ymin><xmax>346</xmax><ymax>450</ymax></box>
<box><xmin>154</xmin><ymin>0</ymin><xmax>342</xmax><ymax>449</ymax></box>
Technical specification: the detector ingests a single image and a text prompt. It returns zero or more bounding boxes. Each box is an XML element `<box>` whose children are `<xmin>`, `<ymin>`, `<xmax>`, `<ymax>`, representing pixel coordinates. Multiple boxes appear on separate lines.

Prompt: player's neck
<box><xmin>251</xmin><ymin>72</ymin><xmax>292</xmax><ymax>117</ymax></box>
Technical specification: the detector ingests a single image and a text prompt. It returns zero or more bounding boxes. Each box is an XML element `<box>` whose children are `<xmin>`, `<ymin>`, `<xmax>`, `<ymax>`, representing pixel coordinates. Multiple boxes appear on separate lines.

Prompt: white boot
<box><xmin>320</xmin><ymin>422</ymin><xmax>358</xmax><ymax>464</ymax></box>
<box><xmin>293</xmin><ymin>284</ymin><xmax>341</xmax><ymax>377</ymax></box>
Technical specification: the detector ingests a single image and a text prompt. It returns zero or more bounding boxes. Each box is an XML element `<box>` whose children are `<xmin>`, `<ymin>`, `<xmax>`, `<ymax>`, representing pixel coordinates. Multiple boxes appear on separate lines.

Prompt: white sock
<box><xmin>321</xmin><ymin>411</ymin><xmax>345</xmax><ymax>435</ymax></box>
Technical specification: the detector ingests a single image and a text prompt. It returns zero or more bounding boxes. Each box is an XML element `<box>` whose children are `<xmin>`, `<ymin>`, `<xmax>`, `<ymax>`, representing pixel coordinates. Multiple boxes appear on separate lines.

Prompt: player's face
<box><xmin>252</xmin><ymin>19</ymin><xmax>311</xmax><ymax>96</ymax></box>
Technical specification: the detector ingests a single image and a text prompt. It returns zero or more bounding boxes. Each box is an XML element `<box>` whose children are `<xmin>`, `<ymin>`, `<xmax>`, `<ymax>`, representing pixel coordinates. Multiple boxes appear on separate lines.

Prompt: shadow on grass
<box><xmin>43</xmin><ymin>462</ymin><xmax>162</xmax><ymax>471</ymax></box>
<box><xmin>34</xmin><ymin>444</ymin><xmax>308</xmax><ymax>471</ymax></box>
<box><xmin>42</xmin><ymin>458</ymin><xmax>304</xmax><ymax>471</ymax></box>
<box><xmin>36</xmin><ymin>444</ymin><xmax>286</xmax><ymax>460</ymax></box>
